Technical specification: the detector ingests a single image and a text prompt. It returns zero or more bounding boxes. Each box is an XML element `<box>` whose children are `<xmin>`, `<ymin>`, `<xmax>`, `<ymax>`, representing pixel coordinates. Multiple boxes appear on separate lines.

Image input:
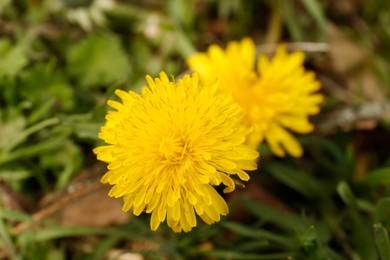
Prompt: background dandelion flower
<box><xmin>187</xmin><ymin>39</ymin><xmax>323</xmax><ymax>157</ymax></box>
<box><xmin>187</xmin><ymin>38</ymin><xmax>258</xmax><ymax>113</ymax></box>
<box><xmin>254</xmin><ymin>45</ymin><xmax>324</xmax><ymax>157</ymax></box>
<box><xmin>94</xmin><ymin>72</ymin><xmax>259</xmax><ymax>232</ymax></box>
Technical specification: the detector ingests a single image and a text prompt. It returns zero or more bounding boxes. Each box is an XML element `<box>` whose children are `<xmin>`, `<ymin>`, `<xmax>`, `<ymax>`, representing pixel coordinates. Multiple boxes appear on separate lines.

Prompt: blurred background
<box><xmin>1</xmin><ymin>0</ymin><xmax>390</xmax><ymax>259</ymax></box>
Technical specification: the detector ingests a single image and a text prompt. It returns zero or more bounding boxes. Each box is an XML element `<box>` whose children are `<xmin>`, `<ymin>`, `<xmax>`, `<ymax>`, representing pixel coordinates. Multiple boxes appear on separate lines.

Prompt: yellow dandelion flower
<box><xmin>94</xmin><ymin>72</ymin><xmax>258</xmax><ymax>232</ymax></box>
<box><xmin>187</xmin><ymin>38</ymin><xmax>258</xmax><ymax>114</ymax></box>
<box><xmin>254</xmin><ymin>45</ymin><xmax>324</xmax><ymax>157</ymax></box>
<box><xmin>187</xmin><ymin>38</ymin><xmax>323</xmax><ymax>157</ymax></box>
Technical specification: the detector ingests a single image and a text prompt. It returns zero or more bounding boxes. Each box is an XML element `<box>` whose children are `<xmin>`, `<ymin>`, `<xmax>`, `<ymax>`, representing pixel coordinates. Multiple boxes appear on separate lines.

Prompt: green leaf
<box><xmin>206</xmin><ymin>250</ymin><xmax>295</xmax><ymax>260</ymax></box>
<box><xmin>299</xmin><ymin>0</ymin><xmax>326</xmax><ymax>32</ymax></box>
<box><xmin>337</xmin><ymin>181</ymin><xmax>356</xmax><ymax>208</ymax></box>
<box><xmin>19</xmin><ymin>227</ymin><xmax>107</xmax><ymax>242</ymax></box>
<box><xmin>20</xmin><ymin>62</ymin><xmax>75</xmax><ymax>121</ymax></box>
<box><xmin>0</xmin><ymin>217</ymin><xmax>18</xmax><ymax>260</ymax></box>
<box><xmin>243</xmin><ymin>199</ymin><xmax>308</xmax><ymax>234</ymax></box>
<box><xmin>46</xmin><ymin>248</ymin><xmax>66</xmax><ymax>260</ymax></box>
<box><xmin>301</xmin><ymin>135</ymin><xmax>346</xmax><ymax>165</ymax></box>
<box><xmin>0</xmin><ymin>116</ymin><xmax>26</xmax><ymax>151</ymax></box>
<box><xmin>301</xmin><ymin>135</ymin><xmax>351</xmax><ymax>177</ymax></box>
<box><xmin>223</xmin><ymin>221</ymin><xmax>264</xmax><ymax>239</ymax></box>
<box><xmin>88</xmin><ymin>235</ymin><xmax>122</xmax><ymax>260</ymax></box>
<box><xmin>0</xmin><ymin>132</ymin><xmax>65</xmax><ymax>165</ymax></box>
<box><xmin>374</xmin><ymin>223</ymin><xmax>390</xmax><ymax>260</ymax></box>
<box><xmin>0</xmin><ymin>39</ymin><xmax>27</xmax><ymax>77</ymax></box>
<box><xmin>50</xmin><ymin>140</ymin><xmax>83</xmax><ymax>188</ymax></box>
<box><xmin>223</xmin><ymin>222</ymin><xmax>293</xmax><ymax>246</ymax></box>
<box><xmin>237</xmin><ymin>241</ymin><xmax>269</xmax><ymax>252</ymax></box>
<box><xmin>0</xmin><ymin>117</ymin><xmax>59</xmax><ymax>163</ymax></box>
<box><xmin>173</xmin><ymin>30</ymin><xmax>196</xmax><ymax>58</ymax></box>
<box><xmin>67</xmin><ymin>34</ymin><xmax>130</xmax><ymax>88</ymax></box>
<box><xmin>375</xmin><ymin>198</ymin><xmax>390</xmax><ymax>225</ymax></box>
<box><xmin>362</xmin><ymin>167</ymin><xmax>390</xmax><ymax>186</ymax></box>
<box><xmin>299</xmin><ymin>225</ymin><xmax>317</xmax><ymax>247</ymax></box>
<box><xmin>0</xmin><ymin>169</ymin><xmax>32</xmax><ymax>181</ymax></box>
<box><xmin>282</xmin><ymin>0</ymin><xmax>303</xmax><ymax>41</ymax></box>
<box><xmin>62</xmin><ymin>0</ymin><xmax>93</xmax><ymax>8</ymax></box>
<box><xmin>0</xmin><ymin>209</ymin><xmax>33</xmax><ymax>221</ymax></box>
<box><xmin>266</xmin><ymin>163</ymin><xmax>325</xmax><ymax>199</ymax></box>
<box><xmin>337</xmin><ymin>182</ymin><xmax>377</xmax><ymax>259</ymax></box>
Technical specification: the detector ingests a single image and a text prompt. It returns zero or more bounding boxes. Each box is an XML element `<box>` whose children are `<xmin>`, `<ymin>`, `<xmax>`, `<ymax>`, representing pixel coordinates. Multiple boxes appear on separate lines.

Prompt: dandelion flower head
<box><xmin>187</xmin><ymin>38</ymin><xmax>323</xmax><ymax>157</ymax></box>
<box><xmin>94</xmin><ymin>72</ymin><xmax>259</xmax><ymax>232</ymax></box>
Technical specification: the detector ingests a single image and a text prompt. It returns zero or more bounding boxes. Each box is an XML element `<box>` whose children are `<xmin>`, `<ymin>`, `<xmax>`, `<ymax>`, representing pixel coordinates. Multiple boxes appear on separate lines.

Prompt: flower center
<box><xmin>158</xmin><ymin>135</ymin><xmax>187</xmax><ymax>163</ymax></box>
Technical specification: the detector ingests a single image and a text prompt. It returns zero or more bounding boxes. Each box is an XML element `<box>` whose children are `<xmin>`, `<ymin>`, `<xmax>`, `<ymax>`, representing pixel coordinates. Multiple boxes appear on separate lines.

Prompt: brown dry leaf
<box><xmin>355</xmin><ymin>119</ymin><xmax>378</xmax><ymax>130</ymax></box>
<box><xmin>41</xmin><ymin>166</ymin><xmax>130</xmax><ymax>228</ymax></box>
<box><xmin>330</xmin><ymin>0</ymin><xmax>360</xmax><ymax>16</ymax></box>
<box><xmin>347</xmin><ymin>66</ymin><xmax>386</xmax><ymax>102</ymax></box>
<box><xmin>327</xmin><ymin>22</ymin><xmax>368</xmax><ymax>74</ymax></box>
<box><xmin>0</xmin><ymin>181</ymin><xmax>31</xmax><ymax>212</ymax></box>
<box><xmin>105</xmin><ymin>250</ymin><xmax>144</xmax><ymax>260</ymax></box>
<box><xmin>12</xmin><ymin>166</ymin><xmax>130</xmax><ymax>234</ymax></box>
<box><xmin>327</xmin><ymin>22</ymin><xmax>386</xmax><ymax>103</ymax></box>
<box><xmin>315</xmin><ymin>102</ymin><xmax>390</xmax><ymax>134</ymax></box>
<box><xmin>354</xmin><ymin>152</ymin><xmax>373</xmax><ymax>179</ymax></box>
<box><xmin>58</xmin><ymin>185</ymin><xmax>130</xmax><ymax>227</ymax></box>
<box><xmin>206</xmin><ymin>20</ymin><xmax>227</xmax><ymax>37</ymax></box>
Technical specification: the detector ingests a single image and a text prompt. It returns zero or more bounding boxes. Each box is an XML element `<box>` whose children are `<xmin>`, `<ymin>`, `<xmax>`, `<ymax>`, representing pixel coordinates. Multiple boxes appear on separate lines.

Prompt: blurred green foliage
<box><xmin>0</xmin><ymin>0</ymin><xmax>390</xmax><ymax>259</ymax></box>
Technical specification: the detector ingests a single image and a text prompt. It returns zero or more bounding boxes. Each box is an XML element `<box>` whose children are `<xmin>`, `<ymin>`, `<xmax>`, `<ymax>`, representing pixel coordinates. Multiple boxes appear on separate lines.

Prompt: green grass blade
<box><xmin>22</xmin><ymin>227</ymin><xmax>107</xmax><ymax>242</ymax></box>
<box><xmin>0</xmin><ymin>209</ymin><xmax>33</xmax><ymax>222</ymax></box>
<box><xmin>206</xmin><ymin>250</ymin><xmax>295</xmax><ymax>260</ymax></box>
<box><xmin>374</xmin><ymin>223</ymin><xmax>390</xmax><ymax>260</ymax></box>
<box><xmin>299</xmin><ymin>0</ymin><xmax>326</xmax><ymax>33</ymax></box>
<box><xmin>3</xmin><ymin>117</ymin><xmax>59</xmax><ymax>154</ymax></box>
<box><xmin>337</xmin><ymin>181</ymin><xmax>356</xmax><ymax>208</ymax></box>
<box><xmin>223</xmin><ymin>222</ymin><xmax>294</xmax><ymax>246</ymax></box>
<box><xmin>243</xmin><ymin>199</ymin><xmax>308</xmax><ymax>234</ymax></box>
<box><xmin>266</xmin><ymin>163</ymin><xmax>325</xmax><ymax>199</ymax></box>
<box><xmin>282</xmin><ymin>0</ymin><xmax>303</xmax><ymax>41</ymax></box>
